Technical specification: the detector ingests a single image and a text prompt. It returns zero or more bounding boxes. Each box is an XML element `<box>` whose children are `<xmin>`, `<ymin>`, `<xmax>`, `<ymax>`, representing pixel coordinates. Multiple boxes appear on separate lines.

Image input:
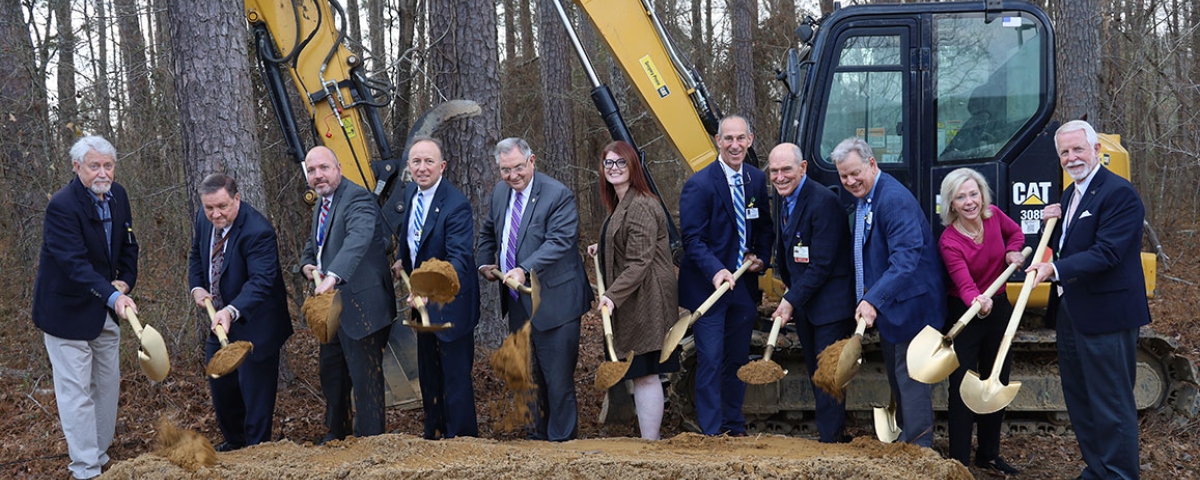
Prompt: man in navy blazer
<box><xmin>1029</xmin><ymin>120</ymin><xmax>1148</xmax><ymax>480</ymax></box>
<box><xmin>188</xmin><ymin>173</ymin><xmax>293</xmax><ymax>450</ymax></box>
<box><xmin>833</xmin><ymin>137</ymin><xmax>944</xmax><ymax>447</ymax></box>
<box><xmin>33</xmin><ymin>136</ymin><xmax>139</xmax><ymax>479</ymax></box>
<box><xmin>392</xmin><ymin>137</ymin><xmax>480</xmax><ymax>439</ymax></box>
<box><xmin>767</xmin><ymin>143</ymin><xmax>855</xmax><ymax>443</ymax></box>
<box><xmin>476</xmin><ymin>137</ymin><xmax>591</xmax><ymax>441</ymax></box>
<box><xmin>677</xmin><ymin>115</ymin><xmax>774</xmax><ymax>436</ymax></box>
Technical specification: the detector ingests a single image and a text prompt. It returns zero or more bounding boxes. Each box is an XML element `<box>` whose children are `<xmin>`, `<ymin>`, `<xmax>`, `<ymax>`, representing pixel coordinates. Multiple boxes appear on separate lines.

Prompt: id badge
<box><xmin>746</xmin><ymin>207</ymin><xmax>760</xmax><ymax>219</ymax></box>
<box><xmin>793</xmin><ymin>245</ymin><xmax>810</xmax><ymax>263</ymax></box>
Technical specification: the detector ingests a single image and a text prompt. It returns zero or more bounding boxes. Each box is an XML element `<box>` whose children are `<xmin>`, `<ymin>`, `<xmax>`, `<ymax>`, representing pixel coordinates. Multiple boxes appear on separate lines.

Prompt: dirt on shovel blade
<box><xmin>206</xmin><ymin>341</ymin><xmax>254</xmax><ymax>377</ymax></box>
<box><xmin>153</xmin><ymin>416</ymin><xmax>216</xmax><ymax>472</ymax></box>
<box><xmin>302</xmin><ymin>292</ymin><xmax>336</xmax><ymax>343</ymax></box>
<box><xmin>814</xmin><ymin>336</ymin><xmax>851</xmax><ymax>401</ymax></box>
<box><xmin>489</xmin><ymin>323</ymin><xmax>535</xmax><ymax>432</ymax></box>
<box><xmin>737</xmin><ymin>359</ymin><xmax>785</xmax><ymax>385</ymax></box>
<box><xmin>410</xmin><ymin>258</ymin><xmax>460</xmax><ymax>305</ymax></box>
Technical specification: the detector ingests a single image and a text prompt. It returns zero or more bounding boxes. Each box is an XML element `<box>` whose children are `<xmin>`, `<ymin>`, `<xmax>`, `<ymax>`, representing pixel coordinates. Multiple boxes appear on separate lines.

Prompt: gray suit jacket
<box><xmin>476</xmin><ymin>172</ymin><xmax>590</xmax><ymax>331</ymax></box>
<box><xmin>301</xmin><ymin>180</ymin><xmax>396</xmax><ymax>340</ymax></box>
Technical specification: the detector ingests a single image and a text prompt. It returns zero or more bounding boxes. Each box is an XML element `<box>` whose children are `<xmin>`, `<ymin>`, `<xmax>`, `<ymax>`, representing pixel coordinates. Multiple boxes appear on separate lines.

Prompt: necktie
<box><xmin>317</xmin><ymin>198</ymin><xmax>331</xmax><ymax>247</ymax></box>
<box><xmin>854</xmin><ymin>199</ymin><xmax>867</xmax><ymax>302</ymax></box>
<box><xmin>732</xmin><ymin>173</ymin><xmax>746</xmax><ymax>266</ymax></box>
<box><xmin>505</xmin><ymin>191</ymin><xmax>524</xmax><ymax>299</ymax></box>
<box><xmin>211</xmin><ymin>228</ymin><xmax>228</xmax><ymax>308</ymax></box>
<box><xmin>411</xmin><ymin>191</ymin><xmax>426</xmax><ymax>250</ymax></box>
<box><xmin>1064</xmin><ymin>187</ymin><xmax>1083</xmax><ymax>233</ymax></box>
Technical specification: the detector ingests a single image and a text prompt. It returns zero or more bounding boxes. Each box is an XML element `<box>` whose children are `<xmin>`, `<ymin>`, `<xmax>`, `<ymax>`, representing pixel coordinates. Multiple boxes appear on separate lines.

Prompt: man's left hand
<box><xmin>212</xmin><ymin>308</ymin><xmax>234</xmax><ymax>335</ymax></box>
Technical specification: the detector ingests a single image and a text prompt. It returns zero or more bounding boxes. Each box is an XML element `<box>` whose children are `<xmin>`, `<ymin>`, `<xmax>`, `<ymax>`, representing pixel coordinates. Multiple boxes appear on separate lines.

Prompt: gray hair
<box><xmin>1055</xmin><ymin>120</ymin><xmax>1099</xmax><ymax>148</ymax></box>
<box><xmin>938</xmin><ymin>168</ymin><xmax>994</xmax><ymax>226</ymax></box>
<box><xmin>493</xmin><ymin>137</ymin><xmax>532</xmax><ymax>163</ymax></box>
<box><xmin>717</xmin><ymin>115</ymin><xmax>754</xmax><ymax>137</ymax></box>
<box><xmin>199</xmin><ymin>173</ymin><xmax>239</xmax><ymax>197</ymax></box>
<box><xmin>830</xmin><ymin>137</ymin><xmax>874</xmax><ymax>165</ymax></box>
<box><xmin>69</xmin><ymin>136</ymin><xmax>117</xmax><ymax>165</ymax></box>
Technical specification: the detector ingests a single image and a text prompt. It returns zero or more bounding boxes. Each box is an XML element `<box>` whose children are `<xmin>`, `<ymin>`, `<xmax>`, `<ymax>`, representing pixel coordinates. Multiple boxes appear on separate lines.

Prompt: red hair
<box><xmin>599</xmin><ymin>141</ymin><xmax>657</xmax><ymax>212</ymax></box>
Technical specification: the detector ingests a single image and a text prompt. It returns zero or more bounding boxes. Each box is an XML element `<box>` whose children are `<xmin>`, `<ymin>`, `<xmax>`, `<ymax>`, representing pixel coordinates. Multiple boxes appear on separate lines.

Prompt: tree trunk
<box><xmin>368</xmin><ymin>0</ymin><xmax>385</xmax><ymax>71</ymax></box>
<box><xmin>347</xmin><ymin>0</ymin><xmax>361</xmax><ymax>44</ymax></box>
<box><xmin>113</xmin><ymin>0</ymin><xmax>152</xmax><ymax>133</ymax></box>
<box><xmin>429</xmin><ymin>0</ymin><xmax>504</xmax><ymax>348</ymax></box>
<box><xmin>503</xmin><ymin>0</ymin><xmax>517</xmax><ymax>62</ymax></box>
<box><xmin>730</xmin><ymin>0</ymin><xmax>756</xmax><ymax>128</ymax></box>
<box><xmin>537</xmin><ymin>0</ymin><xmax>574</xmax><ymax>183</ymax></box>
<box><xmin>691</xmin><ymin>0</ymin><xmax>704</xmax><ymax>71</ymax></box>
<box><xmin>89</xmin><ymin>0</ymin><xmax>114</xmax><ymax>136</ymax></box>
<box><xmin>519</xmin><ymin>0</ymin><xmax>535</xmax><ymax>60</ymax></box>
<box><xmin>1053</xmin><ymin>0</ymin><xmax>1101</xmax><ymax>125</ymax></box>
<box><xmin>53</xmin><ymin>0</ymin><xmax>78</xmax><ymax>142</ymax></box>
<box><xmin>391</xmin><ymin>0</ymin><xmax>417</xmax><ymax>151</ymax></box>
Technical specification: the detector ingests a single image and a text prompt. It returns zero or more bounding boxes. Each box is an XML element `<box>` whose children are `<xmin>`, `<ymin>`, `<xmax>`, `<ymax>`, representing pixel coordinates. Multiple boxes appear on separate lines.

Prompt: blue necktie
<box><xmin>411</xmin><ymin>191</ymin><xmax>426</xmax><ymax>250</ymax></box>
<box><xmin>854</xmin><ymin>199</ymin><xmax>867</xmax><ymax>302</ymax></box>
<box><xmin>732</xmin><ymin>173</ymin><xmax>746</xmax><ymax>266</ymax></box>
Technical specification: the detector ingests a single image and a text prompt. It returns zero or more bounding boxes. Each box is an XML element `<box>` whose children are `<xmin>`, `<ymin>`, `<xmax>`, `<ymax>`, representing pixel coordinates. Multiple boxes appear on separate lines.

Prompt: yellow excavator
<box><xmin>561</xmin><ymin>0</ymin><xmax>1196</xmax><ymax>433</ymax></box>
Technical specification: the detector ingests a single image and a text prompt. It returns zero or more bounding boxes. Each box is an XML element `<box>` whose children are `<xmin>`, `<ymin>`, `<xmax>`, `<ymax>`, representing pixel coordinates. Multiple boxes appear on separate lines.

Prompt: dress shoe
<box><xmin>976</xmin><ymin>457</ymin><xmax>1020</xmax><ymax>475</ymax></box>
<box><xmin>213</xmin><ymin>441</ymin><xmax>244</xmax><ymax>452</ymax></box>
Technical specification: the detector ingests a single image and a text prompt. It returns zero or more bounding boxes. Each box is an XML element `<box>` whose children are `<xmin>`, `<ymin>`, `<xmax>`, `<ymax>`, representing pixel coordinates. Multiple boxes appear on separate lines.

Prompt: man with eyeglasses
<box><xmin>34</xmin><ymin>136</ymin><xmax>139</xmax><ymax>479</ymax></box>
<box><xmin>676</xmin><ymin>115</ymin><xmax>774</xmax><ymax>436</ymax></box>
<box><xmin>476</xmin><ymin>137</ymin><xmax>591</xmax><ymax>441</ymax></box>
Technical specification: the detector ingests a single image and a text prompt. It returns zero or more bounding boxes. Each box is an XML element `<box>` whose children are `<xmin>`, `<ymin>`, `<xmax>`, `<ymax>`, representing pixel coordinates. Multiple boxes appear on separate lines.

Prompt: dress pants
<box><xmin>881</xmin><ymin>337</ymin><xmax>934</xmax><ymax>447</ymax></box>
<box><xmin>416</xmin><ymin>331</ymin><xmax>478</xmax><ymax>439</ymax></box>
<box><xmin>945</xmin><ymin>294</ymin><xmax>1013</xmax><ymax>465</ymax></box>
<box><xmin>692</xmin><ymin>300</ymin><xmax>756</xmax><ymax>435</ymax></box>
<box><xmin>320</xmin><ymin>326</ymin><xmax>390</xmax><ymax>439</ymax></box>
<box><xmin>45</xmin><ymin>317</ymin><xmax>120</xmax><ymax>479</ymax></box>
<box><xmin>1057</xmin><ymin>297</ymin><xmax>1140</xmax><ymax>480</ymax></box>
<box><xmin>796</xmin><ymin>313</ymin><xmax>853</xmax><ymax>442</ymax></box>
<box><xmin>205</xmin><ymin>335</ymin><xmax>281</xmax><ymax>446</ymax></box>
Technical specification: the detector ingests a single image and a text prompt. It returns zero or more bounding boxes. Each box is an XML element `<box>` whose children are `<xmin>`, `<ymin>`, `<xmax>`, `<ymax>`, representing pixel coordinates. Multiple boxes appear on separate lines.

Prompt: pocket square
<box><xmin>1079</xmin><ymin>210</ymin><xmax>1092</xmax><ymax>219</ymax></box>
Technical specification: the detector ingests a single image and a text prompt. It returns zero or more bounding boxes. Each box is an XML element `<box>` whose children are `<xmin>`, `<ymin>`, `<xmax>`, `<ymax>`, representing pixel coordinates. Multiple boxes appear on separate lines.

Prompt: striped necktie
<box><xmin>505</xmin><ymin>191</ymin><xmax>524</xmax><ymax>299</ymax></box>
<box><xmin>854</xmin><ymin>199</ymin><xmax>867</xmax><ymax>302</ymax></box>
<box><xmin>411</xmin><ymin>191</ymin><xmax>426</xmax><ymax>250</ymax></box>
<box><xmin>732</xmin><ymin>173</ymin><xmax>746</xmax><ymax>266</ymax></box>
<box><xmin>211</xmin><ymin>228</ymin><xmax>228</xmax><ymax>308</ymax></box>
<box><xmin>317</xmin><ymin>198</ymin><xmax>331</xmax><ymax>247</ymax></box>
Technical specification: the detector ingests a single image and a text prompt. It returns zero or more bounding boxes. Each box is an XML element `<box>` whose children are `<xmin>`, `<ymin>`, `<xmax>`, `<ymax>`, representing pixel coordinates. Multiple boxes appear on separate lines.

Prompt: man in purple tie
<box><xmin>476</xmin><ymin>137</ymin><xmax>591</xmax><ymax>441</ymax></box>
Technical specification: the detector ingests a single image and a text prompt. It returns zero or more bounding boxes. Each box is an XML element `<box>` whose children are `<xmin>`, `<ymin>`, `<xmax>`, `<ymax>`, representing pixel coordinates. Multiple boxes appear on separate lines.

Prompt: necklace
<box><xmin>956</xmin><ymin>220</ymin><xmax>983</xmax><ymax>241</ymax></box>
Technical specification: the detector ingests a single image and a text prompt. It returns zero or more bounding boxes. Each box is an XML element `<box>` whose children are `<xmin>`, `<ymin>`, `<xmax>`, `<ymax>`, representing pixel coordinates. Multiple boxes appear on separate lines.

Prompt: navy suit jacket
<box><xmin>678</xmin><ymin>160</ymin><xmax>774</xmax><ymax>310</ymax></box>
<box><xmin>397</xmin><ymin>181</ymin><xmax>480</xmax><ymax>342</ymax></box>
<box><xmin>188</xmin><ymin>202</ymin><xmax>293</xmax><ymax>360</ymax></box>
<box><xmin>34</xmin><ymin>178</ymin><xmax>139</xmax><ymax>340</ymax></box>
<box><xmin>857</xmin><ymin>172</ymin><xmax>945</xmax><ymax>343</ymax></box>
<box><xmin>1052</xmin><ymin>166</ymin><xmax>1150</xmax><ymax>334</ymax></box>
<box><xmin>475</xmin><ymin>172</ymin><xmax>590</xmax><ymax>331</ymax></box>
<box><xmin>773</xmin><ymin>177</ymin><xmax>855</xmax><ymax>325</ymax></box>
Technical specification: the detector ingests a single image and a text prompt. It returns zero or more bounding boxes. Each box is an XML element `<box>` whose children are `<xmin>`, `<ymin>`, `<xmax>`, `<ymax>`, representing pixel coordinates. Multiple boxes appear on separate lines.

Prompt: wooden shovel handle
<box><xmin>691</xmin><ymin>261</ymin><xmax>754</xmax><ymax>321</ymax></box>
<box><xmin>203</xmin><ymin>298</ymin><xmax>231</xmax><ymax>347</ymax></box>
<box><xmin>763</xmin><ymin>316</ymin><xmax>784</xmax><ymax>362</ymax></box>
<box><xmin>398</xmin><ymin>270</ymin><xmax>432</xmax><ymax>326</ymax></box>
<box><xmin>591</xmin><ymin>254</ymin><xmax>620</xmax><ymax>361</ymax></box>
<box><xmin>123</xmin><ymin>306</ymin><xmax>144</xmax><ymax>338</ymax></box>
<box><xmin>947</xmin><ymin>246</ymin><xmax>1034</xmax><ymax>339</ymax></box>
<box><xmin>488</xmin><ymin>267</ymin><xmax>533</xmax><ymax>293</ymax></box>
<box><xmin>989</xmin><ymin>217</ymin><xmax>1058</xmax><ymax>379</ymax></box>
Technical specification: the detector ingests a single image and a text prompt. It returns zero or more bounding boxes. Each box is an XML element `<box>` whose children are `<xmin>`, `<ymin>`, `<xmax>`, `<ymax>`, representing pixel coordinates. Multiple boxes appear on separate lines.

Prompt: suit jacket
<box><xmin>1052</xmin><ymin>166</ymin><xmax>1150</xmax><ymax>335</ymax></box>
<box><xmin>301</xmin><ymin>180</ymin><xmax>396</xmax><ymax>340</ymax></box>
<box><xmin>475</xmin><ymin>172</ymin><xmax>590</xmax><ymax>330</ymax></box>
<box><xmin>396</xmin><ymin>181</ymin><xmax>480</xmax><ymax>342</ymax></box>
<box><xmin>600</xmin><ymin>192</ymin><xmax>677</xmax><ymax>356</ymax></box>
<box><xmin>773</xmin><ymin>177</ymin><xmax>855</xmax><ymax>325</ymax></box>
<box><xmin>33</xmin><ymin>178</ymin><xmax>139</xmax><ymax>340</ymax></box>
<box><xmin>678</xmin><ymin>160</ymin><xmax>774</xmax><ymax>311</ymax></box>
<box><xmin>188</xmin><ymin>202</ymin><xmax>293</xmax><ymax>360</ymax></box>
<box><xmin>857</xmin><ymin>172</ymin><xmax>945</xmax><ymax>343</ymax></box>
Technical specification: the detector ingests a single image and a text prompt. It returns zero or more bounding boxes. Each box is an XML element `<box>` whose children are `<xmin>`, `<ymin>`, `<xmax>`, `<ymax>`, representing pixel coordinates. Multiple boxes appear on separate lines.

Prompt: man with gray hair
<box><xmin>833</xmin><ymin>137</ymin><xmax>943</xmax><ymax>447</ymax></box>
<box><xmin>476</xmin><ymin>137</ymin><xmax>591</xmax><ymax>441</ymax></box>
<box><xmin>34</xmin><ymin>135</ymin><xmax>139</xmax><ymax>479</ymax></box>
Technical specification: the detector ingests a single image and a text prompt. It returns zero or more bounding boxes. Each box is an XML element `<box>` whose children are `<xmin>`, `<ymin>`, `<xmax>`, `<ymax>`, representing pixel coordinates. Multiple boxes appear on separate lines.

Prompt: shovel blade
<box><xmin>404</xmin><ymin>320</ymin><xmax>454</xmax><ymax>333</ymax></box>
<box><xmin>873</xmin><ymin>404</ymin><xmax>901</xmax><ymax>443</ymax></box>
<box><xmin>907</xmin><ymin>326</ymin><xmax>960</xmax><ymax>384</ymax></box>
<box><xmin>528</xmin><ymin>270</ymin><xmax>541</xmax><ymax>320</ymax></box>
<box><xmin>833</xmin><ymin>336</ymin><xmax>863</xmax><ymax>388</ymax></box>
<box><xmin>137</xmin><ymin>325</ymin><xmax>171</xmax><ymax>382</ymax></box>
<box><xmin>660</xmin><ymin>313</ymin><xmax>694</xmax><ymax>363</ymax></box>
<box><xmin>326</xmin><ymin>291</ymin><xmax>343</xmax><ymax>341</ymax></box>
<box><xmin>959</xmin><ymin>370</ymin><xmax>1022</xmax><ymax>414</ymax></box>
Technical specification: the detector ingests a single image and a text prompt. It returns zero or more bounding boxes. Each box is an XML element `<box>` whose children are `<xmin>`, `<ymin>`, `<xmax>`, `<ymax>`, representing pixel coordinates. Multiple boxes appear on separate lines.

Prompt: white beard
<box><xmin>89</xmin><ymin>180</ymin><xmax>112</xmax><ymax>196</ymax></box>
<box><xmin>1065</xmin><ymin>161</ymin><xmax>1093</xmax><ymax>182</ymax></box>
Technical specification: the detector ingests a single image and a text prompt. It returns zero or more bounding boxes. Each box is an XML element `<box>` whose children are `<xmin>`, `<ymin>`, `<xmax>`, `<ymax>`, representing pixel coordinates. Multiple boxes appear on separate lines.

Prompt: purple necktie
<box><xmin>505</xmin><ymin>191</ymin><xmax>524</xmax><ymax>299</ymax></box>
<box><xmin>211</xmin><ymin>228</ymin><xmax>228</xmax><ymax>308</ymax></box>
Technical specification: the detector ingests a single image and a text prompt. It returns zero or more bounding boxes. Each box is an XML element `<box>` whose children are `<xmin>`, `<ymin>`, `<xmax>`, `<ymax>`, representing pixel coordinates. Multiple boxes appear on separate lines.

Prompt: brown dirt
<box><xmin>488</xmin><ymin>321</ymin><xmax>534</xmax><ymax>432</ymax></box>
<box><xmin>152</xmin><ymin>417</ymin><xmax>216</xmax><ymax>472</ymax></box>
<box><xmin>410</xmin><ymin>258</ymin><xmax>460</xmax><ymax>305</ymax></box>
<box><xmin>737</xmin><ymin>359</ymin><xmax>785</xmax><ymax>385</ymax></box>
<box><xmin>593</xmin><ymin>356</ymin><xmax>631</xmax><ymax>391</ymax></box>
<box><xmin>301</xmin><ymin>292</ymin><xmax>336</xmax><ymax>343</ymax></box>
<box><xmin>205</xmin><ymin>341</ymin><xmax>253</xmax><ymax>378</ymax></box>
<box><xmin>814</xmin><ymin>336</ymin><xmax>850</xmax><ymax>401</ymax></box>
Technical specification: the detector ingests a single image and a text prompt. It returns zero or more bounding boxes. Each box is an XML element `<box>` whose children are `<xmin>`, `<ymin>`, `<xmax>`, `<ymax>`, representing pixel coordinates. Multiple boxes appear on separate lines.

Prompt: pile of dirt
<box><xmin>410</xmin><ymin>258</ymin><xmax>460</xmax><ymax>305</ymax></box>
<box><xmin>104</xmin><ymin>432</ymin><xmax>972</xmax><ymax>479</ymax></box>
<box><xmin>302</xmin><ymin>291</ymin><xmax>337</xmax><ymax>343</ymax></box>
<box><xmin>205</xmin><ymin>341</ymin><xmax>253</xmax><ymax>378</ymax></box>
<box><xmin>152</xmin><ymin>417</ymin><xmax>216</xmax><ymax>472</ymax></box>
<box><xmin>813</xmin><ymin>337</ymin><xmax>849</xmax><ymax>401</ymax></box>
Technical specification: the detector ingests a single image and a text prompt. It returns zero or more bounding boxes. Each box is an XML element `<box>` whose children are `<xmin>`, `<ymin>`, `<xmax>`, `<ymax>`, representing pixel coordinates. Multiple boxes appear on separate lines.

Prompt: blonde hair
<box><xmin>939</xmin><ymin>168</ymin><xmax>994</xmax><ymax>226</ymax></box>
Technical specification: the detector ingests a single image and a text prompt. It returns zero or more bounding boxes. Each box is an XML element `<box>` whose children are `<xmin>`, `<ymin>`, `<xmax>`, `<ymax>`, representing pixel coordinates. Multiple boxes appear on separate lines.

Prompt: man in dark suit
<box><xmin>1029</xmin><ymin>120</ymin><xmax>1148</xmax><ymax>480</ymax></box>
<box><xmin>391</xmin><ymin>137</ymin><xmax>480</xmax><ymax>439</ymax></box>
<box><xmin>677</xmin><ymin>115</ymin><xmax>774</xmax><ymax>436</ymax></box>
<box><xmin>188</xmin><ymin>173</ymin><xmax>293</xmax><ymax>451</ymax></box>
<box><xmin>300</xmin><ymin>146</ymin><xmax>396</xmax><ymax>442</ymax></box>
<box><xmin>767</xmin><ymin>143</ymin><xmax>855</xmax><ymax>443</ymax></box>
<box><xmin>33</xmin><ymin>136</ymin><xmax>138</xmax><ymax>479</ymax></box>
<box><xmin>476</xmin><ymin>137</ymin><xmax>591</xmax><ymax>441</ymax></box>
<box><xmin>833</xmin><ymin>137</ymin><xmax>944</xmax><ymax>448</ymax></box>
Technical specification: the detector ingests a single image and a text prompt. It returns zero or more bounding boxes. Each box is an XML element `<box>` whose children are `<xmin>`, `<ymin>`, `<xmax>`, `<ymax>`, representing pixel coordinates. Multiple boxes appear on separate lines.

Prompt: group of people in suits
<box><xmin>33</xmin><ymin>115</ymin><xmax>1147</xmax><ymax>479</ymax></box>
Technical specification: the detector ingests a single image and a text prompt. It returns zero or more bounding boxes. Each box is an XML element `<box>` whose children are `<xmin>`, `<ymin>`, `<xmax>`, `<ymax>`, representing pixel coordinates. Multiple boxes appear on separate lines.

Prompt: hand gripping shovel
<box><xmin>203</xmin><ymin>298</ymin><xmax>253</xmax><ymax>379</ymax></box>
<box><xmin>399</xmin><ymin>270</ymin><xmax>452</xmax><ymax>333</ymax></box>
<box><xmin>302</xmin><ymin>271</ymin><xmax>342</xmax><ymax>343</ymax></box>
<box><xmin>737</xmin><ymin>315</ymin><xmax>787</xmax><ymax>385</ymax></box>
<box><xmin>591</xmin><ymin>254</ymin><xmax>632</xmax><ymax>391</ymax></box>
<box><xmin>123</xmin><ymin>306</ymin><xmax>170</xmax><ymax>382</ymax></box>
<box><xmin>488</xmin><ymin>267</ymin><xmax>541</xmax><ymax>320</ymax></box>
<box><xmin>660</xmin><ymin>261</ymin><xmax>754</xmax><ymax>363</ymax></box>
<box><xmin>960</xmin><ymin>217</ymin><xmax>1057</xmax><ymax>414</ymax></box>
<box><xmin>908</xmin><ymin>246</ymin><xmax>1033</xmax><ymax>384</ymax></box>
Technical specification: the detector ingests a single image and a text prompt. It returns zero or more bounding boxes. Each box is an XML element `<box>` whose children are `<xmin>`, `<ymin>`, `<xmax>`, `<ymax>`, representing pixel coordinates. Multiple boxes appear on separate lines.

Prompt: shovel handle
<box><xmin>123</xmin><ymin>306</ymin><xmax>145</xmax><ymax>338</ymax></box>
<box><xmin>203</xmin><ymin>298</ymin><xmax>231</xmax><ymax>347</ymax></box>
<box><xmin>690</xmin><ymin>261</ymin><xmax>754</xmax><ymax>322</ymax></box>
<box><xmin>489</xmin><ymin>267</ymin><xmax>533</xmax><ymax>294</ymax></box>
<box><xmin>398</xmin><ymin>270</ymin><xmax>433</xmax><ymax>326</ymax></box>
<box><xmin>763</xmin><ymin>316</ymin><xmax>784</xmax><ymax>362</ymax></box>
<box><xmin>947</xmin><ymin>246</ymin><xmax>1034</xmax><ymax>339</ymax></box>
<box><xmin>852</xmin><ymin>315</ymin><xmax>867</xmax><ymax>337</ymax></box>
<box><xmin>988</xmin><ymin>217</ymin><xmax>1058</xmax><ymax>380</ymax></box>
<box><xmin>311</xmin><ymin>270</ymin><xmax>325</xmax><ymax>288</ymax></box>
<box><xmin>590</xmin><ymin>254</ymin><xmax>620</xmax><ymax>361</ymax></box>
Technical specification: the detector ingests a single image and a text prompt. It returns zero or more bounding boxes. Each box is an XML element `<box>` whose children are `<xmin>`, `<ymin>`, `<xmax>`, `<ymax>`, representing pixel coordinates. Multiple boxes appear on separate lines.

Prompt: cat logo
<box><xmin>1012</xmin><ymin>181</ymin><xmax>1052</xmax><ymax>206</ymax></box>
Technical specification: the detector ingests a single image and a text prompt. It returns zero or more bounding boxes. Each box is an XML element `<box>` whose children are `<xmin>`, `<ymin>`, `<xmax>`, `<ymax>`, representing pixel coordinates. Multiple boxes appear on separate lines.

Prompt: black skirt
<box><xmin>621</xmin><ymin>348</ymin><xmax>681</xmax><ymax>380</ymax></box>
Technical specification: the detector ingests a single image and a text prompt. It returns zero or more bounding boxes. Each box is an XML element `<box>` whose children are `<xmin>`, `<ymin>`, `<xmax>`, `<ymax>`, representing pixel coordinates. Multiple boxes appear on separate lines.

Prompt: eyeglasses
<box><xmin>603</xmin><ymin>158</ymin><xmax>628</xmax><ymax>170</ymax></box>
<box><xmin>499</xmin><ymin>159</ymin><xmax>530</xmax><ymax>176</ymax></box>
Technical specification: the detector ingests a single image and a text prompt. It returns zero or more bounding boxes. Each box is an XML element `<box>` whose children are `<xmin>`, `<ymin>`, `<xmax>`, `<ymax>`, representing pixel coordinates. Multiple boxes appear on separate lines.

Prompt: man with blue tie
<box><xmin>188</xmin><ymin>173</ymin><xmax>292</xmax><ymax>451</ymax></box>
<box><xmin>1028</xmin><ymin>120</ymin><xmax>1148</xmax><ymax>480</ymax></box>
<box><xmin>391</xmin><ymin>137</ymin><xmax>480</xmax><ymax>439</ymax></box>
<box><xmin>767</xmin><ymin>143</ymin><xmax>855</xmax><ymax>443</ymax></box>
<box><xmin>833</xmin><ymin>137</ymin><xmax>944</xmax><ymax>447</ymax></box>
<box><xmin>677</xmin><ymin>115</ymin><xmax>774</xmax><ymax>436</ymax></box>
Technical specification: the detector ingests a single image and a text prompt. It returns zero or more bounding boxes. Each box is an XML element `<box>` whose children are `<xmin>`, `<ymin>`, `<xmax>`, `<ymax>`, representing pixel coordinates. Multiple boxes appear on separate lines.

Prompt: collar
<box><xmin>859</xmin><ymin>171</ymin><xmax>882</xmax><ymax>207</ymax></box>
<box><xmin>417</xmin><ymin>177</ymin><xmax>443</xmax><ymax>201</ymax></box>
<box><xmin>784</xmin><ymin>176</ymin><xmax>805</xmax><ymax>208</ymax></box>
<box><xmin>717</xmin><ymin>157</ymin><xmax>744</xmax><ymax>183</ymax></box>
<box><xmin>1071</xmin><ymin>164</ymin><xmax>1102</xmax><ymax>197</ymax></box>
<box><xmin>513</xmin><ymin>174</ymin><xmax>535</xmax><ymax>197</ymax></box>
